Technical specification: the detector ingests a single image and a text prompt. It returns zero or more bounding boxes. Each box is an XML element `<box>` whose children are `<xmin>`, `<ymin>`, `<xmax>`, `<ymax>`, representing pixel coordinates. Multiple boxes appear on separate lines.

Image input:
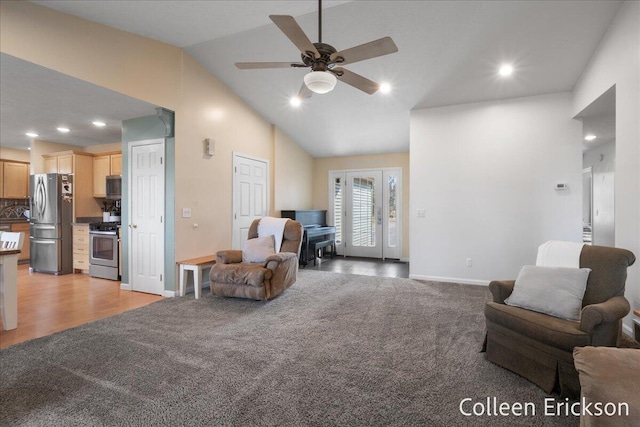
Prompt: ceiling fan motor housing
<box><xmin>302</xmin><ymin>42</ymin><xmax>342</xmax><ymax>72</ymax></box>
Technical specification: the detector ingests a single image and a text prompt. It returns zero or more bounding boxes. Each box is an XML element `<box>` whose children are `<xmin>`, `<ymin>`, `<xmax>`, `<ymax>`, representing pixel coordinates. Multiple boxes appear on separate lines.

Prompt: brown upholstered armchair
<box><xmin>483</xmin><ymin>245</ymin><xmax>635</xmax><ymax>398</ymax></box>
<box><xmin>209</xmin><ymin>218</ymin><xmax>303</xmax><ymax>301</ymax></box>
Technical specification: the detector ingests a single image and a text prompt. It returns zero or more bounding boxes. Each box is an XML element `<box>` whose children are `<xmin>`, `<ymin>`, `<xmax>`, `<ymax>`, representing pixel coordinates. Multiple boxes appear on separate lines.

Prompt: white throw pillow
<box><xmin>242</xmin><ymin>235</ymin><xmax>275</xmax><ymax>263</ymax></box>
<box><xmin>505</xmin><ymin>265</ymin><xmax>591</xmax><ymax>321</ymax></box>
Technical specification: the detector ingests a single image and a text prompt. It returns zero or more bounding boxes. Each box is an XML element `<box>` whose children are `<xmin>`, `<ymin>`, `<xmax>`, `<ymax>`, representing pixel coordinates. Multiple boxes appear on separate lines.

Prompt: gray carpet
<box><xmin>1</xmin><ymin>270</ymin><xmax>578</xmax><ymax>426</ymax></box>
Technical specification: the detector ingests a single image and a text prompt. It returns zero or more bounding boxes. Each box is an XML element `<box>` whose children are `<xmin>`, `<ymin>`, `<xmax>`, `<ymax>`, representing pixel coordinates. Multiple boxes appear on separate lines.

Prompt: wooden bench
<box><xmin>177</xmin><ymin>255</ymin><xmax>216</xmax><ymax>299</ymax></box>
<box><xmin>312</xmin><ymin>239</ymin><xmax>335</xmax><ymax>266</ymax></box>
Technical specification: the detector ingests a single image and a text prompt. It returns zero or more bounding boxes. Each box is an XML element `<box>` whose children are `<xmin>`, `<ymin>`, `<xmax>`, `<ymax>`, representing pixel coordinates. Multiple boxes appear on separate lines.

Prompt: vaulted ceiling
<box><xmin>6</xmin><ymin>1</ymin><xmax>623</xmax><ymax>157</ymax></box>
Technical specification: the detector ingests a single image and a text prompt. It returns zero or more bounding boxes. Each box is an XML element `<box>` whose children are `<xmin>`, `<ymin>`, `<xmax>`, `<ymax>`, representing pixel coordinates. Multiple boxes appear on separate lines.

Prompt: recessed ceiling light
<box><xmin>290</xmin><ymin>96</ymin><xmax>302</xmax><ymax>107</ymax></box>
<box><xmin>585</xmin><ymin>134</ymin><xmax>597</xmax><ymax>141</ymax></box>
<box><xmin>498</xmin><ymin>64</ymin><xmax>514</xmax><ymax>77</ymax></box>
<box><xmin>57</xmin><ymin>127</ymin><xmax>71</xmax><ymax>133</ymax></box>
<box><xmin>93</xmin><ymin>121</ymin><xmax>106</xmax><ymax>127</ymax></box>
<box><xmin>379</xmin><ymin>82</ymin><xmax>391</xmax><ymax>94</ymax></box>
<box><xmin>25</xmin><ymin>132</ymin><xmax>38</xmax><ymax>138</ymax></box>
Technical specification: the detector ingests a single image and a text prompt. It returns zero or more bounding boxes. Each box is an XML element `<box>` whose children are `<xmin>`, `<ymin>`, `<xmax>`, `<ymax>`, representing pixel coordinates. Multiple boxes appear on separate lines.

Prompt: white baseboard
<box><xmin>164</xmin><ymin>290</ymin><xmax>176</xmax><ymax>298</ymax></box>
<box><xmin>409</xmin><ymin>274</ymin><xmax>490</xmax><ymax>286</ymax></box>
<box><xmin>622</xmin><ymin>323</ymin><xmax>633</xmax><ymax>337</ymax></box>
<box><xmin>120</xmin><ymin>282</ymin><xmax>132</xmax><ymax>291</ymax></box>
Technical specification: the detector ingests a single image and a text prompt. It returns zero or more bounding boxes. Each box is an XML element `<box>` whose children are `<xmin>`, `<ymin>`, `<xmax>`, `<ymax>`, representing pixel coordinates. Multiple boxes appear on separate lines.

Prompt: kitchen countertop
<box><xmin>0</xmin><ymin>219</ymin><xmax>29</xmax><ymax>224</ymax></box>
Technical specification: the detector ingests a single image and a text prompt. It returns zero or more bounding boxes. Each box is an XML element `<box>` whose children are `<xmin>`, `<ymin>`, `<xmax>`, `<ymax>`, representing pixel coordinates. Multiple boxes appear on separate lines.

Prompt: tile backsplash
<box><xmin>0</xmin><ymin>199</ymin><xmax>29</xmax><ymax>220</ymax></box>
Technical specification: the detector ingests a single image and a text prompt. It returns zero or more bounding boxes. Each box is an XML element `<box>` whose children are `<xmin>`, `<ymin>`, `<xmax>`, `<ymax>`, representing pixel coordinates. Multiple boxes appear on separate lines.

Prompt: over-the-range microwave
<box><xmin>106</xmin><ymin>175</ymin><xmax>122</xmax><ymax>200</ymax></box>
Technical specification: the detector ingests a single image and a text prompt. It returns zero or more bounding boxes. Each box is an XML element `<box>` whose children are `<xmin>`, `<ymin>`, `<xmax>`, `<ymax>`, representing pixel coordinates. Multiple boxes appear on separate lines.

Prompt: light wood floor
<box><xmin>0</xmin><ymin>265</ymin><xmax>162</xmax><ymax>349</ymax></box>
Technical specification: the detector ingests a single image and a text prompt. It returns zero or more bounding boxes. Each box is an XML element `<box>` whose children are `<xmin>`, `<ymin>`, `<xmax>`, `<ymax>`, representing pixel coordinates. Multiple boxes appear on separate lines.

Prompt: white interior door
<box><xmin>232</xmin><ymin>153</ymin><xmax>268</xmax><ymax>249</ymax></box>
<box><xmin>129</xmin><ymin>139</ymin><xmax>165</xmax><ymax>295</ymax></box>
<box><xmin>345</xmin><ymin>170</ymin><xmax>383</xmax><ymax>258</ymax></box>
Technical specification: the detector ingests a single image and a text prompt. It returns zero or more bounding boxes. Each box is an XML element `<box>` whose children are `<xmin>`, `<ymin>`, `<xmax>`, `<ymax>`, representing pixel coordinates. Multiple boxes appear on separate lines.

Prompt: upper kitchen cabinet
<box><xmin>44</xmin><ymin>154</ymin><xmax>73</xmax><ymax>174</ymax></box>
<box><xmin>41</xmin><ymin>151</ymin><xmax>101</xmax><ymax>219</ymax></box>
<box><xmin>111</xmin><ymin>154</ymin><xmax>122</xmax><ymax>176</ymax></box>
<box><xmin>93</xmin><ymin>152</ymin><xmax>122</xmax><ymax>197</ymax></box>
<box><xmin>0</xmin><ymin>160</ymin><xmax>30</xmax><ymax>198</ymax></box>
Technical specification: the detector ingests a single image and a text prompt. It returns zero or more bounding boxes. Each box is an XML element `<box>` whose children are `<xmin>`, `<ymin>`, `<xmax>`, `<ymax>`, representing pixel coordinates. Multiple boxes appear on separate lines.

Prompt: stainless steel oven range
<box><xmin>89</xmin><ymin>221</ymin><xmax>120</xmax><ymax>281</ymax></box>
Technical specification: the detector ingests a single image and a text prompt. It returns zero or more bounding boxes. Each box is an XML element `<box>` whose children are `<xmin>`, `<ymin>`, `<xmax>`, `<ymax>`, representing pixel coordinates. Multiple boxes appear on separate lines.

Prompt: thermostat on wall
<box><xmin>555</xmin><ymin>183</ymin><xmax>568</xmax><ymax>190</ymax></box>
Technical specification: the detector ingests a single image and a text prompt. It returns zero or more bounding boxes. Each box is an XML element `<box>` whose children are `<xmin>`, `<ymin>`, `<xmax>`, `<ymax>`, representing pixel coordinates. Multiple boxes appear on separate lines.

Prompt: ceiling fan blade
<box><xmin>270</xmin><ymin>15</ymin><xmax>320</xmax><ymax>59</ymax></box>
<box><xmin>330</xmin><ymin>37</ymin><xmax>398</xmax><ymax>65</ymax></box>
<box><xmin>298</xmin><ymin>82</ymin><xmax>313</xmax><ymax>99</ymax></box>
<box><xmin>333</xmin><ymin>67</ymin><xmax>379</xmax><ymax>95</ymax></box>
<box><xmin>235</xmin><ymin>62</ymin><xmax>306</xmax><ymax>69</ymax></box>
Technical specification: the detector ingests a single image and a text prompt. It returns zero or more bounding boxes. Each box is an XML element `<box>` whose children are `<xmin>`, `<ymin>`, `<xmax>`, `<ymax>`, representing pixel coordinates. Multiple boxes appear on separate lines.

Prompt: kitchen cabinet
<box><xmin>72</xmin><ymin>224</ymin><xmax>90</xmax><ymax>272</ymax></box>
<box><xmin>44</xmin><ymin>154</ymin><xmax>72</xmax><ymax>174</ymax></box>
<box><xmin>93</xmin><ymin>152</ymin><xmax>122</xmax><ymax>197</ymax></box>
<box><xmin>0</xmin><ymin>160</ymin><xmax>30</xmax><ymax>199</ymax></box>
<box><xmin>10</xmin><ymin>222</ymin><xmax>30</xmax><ymax>262</ymax></box>
<box><xmin>42</xmin><ymin>151</ymin><xmax>101</xmax><ymax>220</ymax></box>
<box><xmin>111</xmin><ymin>154</ymin><xmax>122</xmax><ymax>176</ymax></box>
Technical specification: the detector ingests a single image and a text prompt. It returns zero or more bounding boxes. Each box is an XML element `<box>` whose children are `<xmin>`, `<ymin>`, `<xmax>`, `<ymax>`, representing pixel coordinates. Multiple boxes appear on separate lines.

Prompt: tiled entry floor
<box><xmin>303</xmin><ymin>255</ymin><xmax>409</xmax><ymax>279</ymax></box>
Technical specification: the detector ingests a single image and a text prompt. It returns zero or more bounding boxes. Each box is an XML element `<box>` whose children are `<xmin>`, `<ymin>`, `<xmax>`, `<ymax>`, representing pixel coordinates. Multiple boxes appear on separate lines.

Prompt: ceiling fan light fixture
<box><xmin>304</xmin><ymin>71</ymin><xmax>337</xmax><ymax>94</ymax></box>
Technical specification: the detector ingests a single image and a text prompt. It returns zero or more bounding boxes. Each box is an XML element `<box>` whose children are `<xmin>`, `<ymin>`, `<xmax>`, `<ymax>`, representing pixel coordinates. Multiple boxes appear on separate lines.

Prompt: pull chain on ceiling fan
<box><xmin>235</xmin><ymin>0</ymin><xmax>398</xmax><ymax>98</ymax></box>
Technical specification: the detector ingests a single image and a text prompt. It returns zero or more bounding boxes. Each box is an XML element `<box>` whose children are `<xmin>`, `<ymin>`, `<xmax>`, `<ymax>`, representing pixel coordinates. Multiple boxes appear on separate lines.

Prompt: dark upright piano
<box><xmin>281</xmin><ymin>210</ymin><xmax>336</xmax><ymax>266</ymax></box>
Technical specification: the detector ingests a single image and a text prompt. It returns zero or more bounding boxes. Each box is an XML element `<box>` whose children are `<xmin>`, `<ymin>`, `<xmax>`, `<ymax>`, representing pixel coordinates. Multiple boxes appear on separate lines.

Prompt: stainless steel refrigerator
<box><xmin>29</xmin><ymin>174</ymin><xmax>73</xmax><ymax>274</ymax></box>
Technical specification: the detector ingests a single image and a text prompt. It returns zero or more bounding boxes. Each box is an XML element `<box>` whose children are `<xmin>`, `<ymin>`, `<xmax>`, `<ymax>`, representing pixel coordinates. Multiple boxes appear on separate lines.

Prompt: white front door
<box><xmin>330</xmin><ymin>168</ymin><xmax>402</xmax><ymax>259</ymax></box>
<box><xmin>345</xmin><ymin>170</ymin><xmax>383</xmax><ymax>258</ymax></box>
<box><xmin>129</xmin><ymin>139</ymin><xmax>165</xmax><ymax>295</ymax></box>
<box><xmin>232</xmin><ymin>153</ymin><xmax>268</xmax><ymax>249</ymax></box>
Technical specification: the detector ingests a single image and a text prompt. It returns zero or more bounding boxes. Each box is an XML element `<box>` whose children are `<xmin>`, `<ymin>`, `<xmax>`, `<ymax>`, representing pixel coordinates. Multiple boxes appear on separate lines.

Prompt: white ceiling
<box><xmin>16</xmin><ymin>1</ymin><xmax>623</xmax><ymax>158</ymax></box>
<box><xmin>0</xmin><ymin>53</ymin><xmax>158</xmax><ymax>151</ymax></box>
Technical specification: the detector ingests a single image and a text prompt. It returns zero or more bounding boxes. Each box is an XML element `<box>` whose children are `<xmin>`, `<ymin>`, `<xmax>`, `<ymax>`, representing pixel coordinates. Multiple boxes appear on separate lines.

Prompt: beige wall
<box><xmin>1</xmin><ymin>1</ymin><xmax>313</xmax><ymax>277</ymax></box>
<box><xmin>0</xmin><ymin>1</ymin><xmax>182</xmax><ymax>110</ymax></box>
<box><xmin>313</xmin><ymin>152</ymin><xmax>410</xmax><ymax>259</ymax></box>
<box><xmin>0</xmin><ymin>147</ymin><xmax>30</xmax><ymax>162</ymax></box>
<box><xmin>274</xmin><ymin>127</ymin><xmax>314</xmax><ymax>215</ymax></box>
<box><xmin>174</xmin><ymin>53</ymin><xmax>276</xmax><ymax>258</ymax></box>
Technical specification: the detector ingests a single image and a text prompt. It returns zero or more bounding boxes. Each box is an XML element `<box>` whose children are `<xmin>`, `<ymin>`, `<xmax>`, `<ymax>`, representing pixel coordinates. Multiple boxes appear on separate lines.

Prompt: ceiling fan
<box><xmin>235</xmin><ymin>0</ymin><xmax>398</xmax><ymax>98</ymax></box>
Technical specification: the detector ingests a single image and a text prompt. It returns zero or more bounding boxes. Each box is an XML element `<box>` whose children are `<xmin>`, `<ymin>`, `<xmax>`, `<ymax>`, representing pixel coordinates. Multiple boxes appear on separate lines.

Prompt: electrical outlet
<box><xmin>182</xmin><ymin>208</ymin><xmax>192</xmax><ymax>218</ymax></box>
<box><xmin>417</xmin><ymin>209</ymin><xmax>426</xmax><ymax>218</ymax></box>
<box><xmin>466</xmin><ymin>258</ymin><xmax>473</xmax><ymax>267</ymax></box>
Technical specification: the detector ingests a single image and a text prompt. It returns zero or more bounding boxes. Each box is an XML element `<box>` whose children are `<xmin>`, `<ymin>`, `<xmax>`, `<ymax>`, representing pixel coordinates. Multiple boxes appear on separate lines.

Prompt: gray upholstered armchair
<box><xmin>483</xmin><ymin>245</ymin><xmax>635</xmax><ymax>398</ymax></box>
<box><xmin>209</xmin><ymin>218</ymin><xmax>303</xmax><ymax>301</ymax></box>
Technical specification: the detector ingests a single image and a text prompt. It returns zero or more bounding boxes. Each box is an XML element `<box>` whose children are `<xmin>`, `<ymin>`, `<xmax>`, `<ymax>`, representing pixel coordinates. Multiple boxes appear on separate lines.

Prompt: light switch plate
<box><xmin>182</xmin><ymin>208</ymin><xmax>192</xmax><ymax>218</ymax></box>
<box><xmin>417</xmin><ymin>209</ymin><xmax>426</xmax><ymax>218</ymax></box>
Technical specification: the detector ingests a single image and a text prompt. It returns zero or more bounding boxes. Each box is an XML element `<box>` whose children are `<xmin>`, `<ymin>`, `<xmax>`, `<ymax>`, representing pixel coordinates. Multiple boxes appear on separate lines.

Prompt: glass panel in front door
<box><xmin>351</xmin><ymin>176</ymin><xmax>377</xmax><ymax>247</ymax></box>
<box><xmin>333</xmin><ymin>177</ymin><xmax>343</xmax><ymax>246</ymax></box>
<box><xmin>387</xmin><ymin>174</ymin><xmax>397</xmax><ymax>248</ymax></box>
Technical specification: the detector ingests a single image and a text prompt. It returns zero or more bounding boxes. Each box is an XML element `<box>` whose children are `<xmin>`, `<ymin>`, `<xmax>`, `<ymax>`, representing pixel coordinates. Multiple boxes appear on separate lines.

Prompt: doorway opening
<box><xmin>575</xmin><ymin>86</ymin><xmax>615</xmax><ymax>246</ymax></box>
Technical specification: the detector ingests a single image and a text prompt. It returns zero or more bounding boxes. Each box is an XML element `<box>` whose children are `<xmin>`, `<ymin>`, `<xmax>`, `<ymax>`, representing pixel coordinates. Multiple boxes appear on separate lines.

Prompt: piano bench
<box><xmin>312</xmin><ymin>240</ymin><xmax>335</xmax><ymax>266</ymax></box>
